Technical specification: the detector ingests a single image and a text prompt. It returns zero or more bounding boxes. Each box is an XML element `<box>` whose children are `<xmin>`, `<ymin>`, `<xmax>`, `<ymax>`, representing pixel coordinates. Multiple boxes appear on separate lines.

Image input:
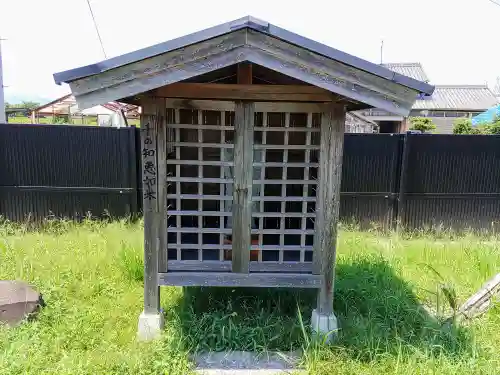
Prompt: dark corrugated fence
<box><xmin>401</xmin><ymin>134</ymin><xmax>500</xmax><ymax>230</ymax></box>
<box><xmin>1</xmin><ymin>124</ymin><xmax>500</xmax><ymax>231</ymax></box>
<box><xmin>340</xmin><ymin>134</ymin><xmax>402</xmax><ymax>228</ymax></box>
<box><xmin>0</xmin><ymin>124</ymin><xmax>138</xmax><ymax>221</ymax></box>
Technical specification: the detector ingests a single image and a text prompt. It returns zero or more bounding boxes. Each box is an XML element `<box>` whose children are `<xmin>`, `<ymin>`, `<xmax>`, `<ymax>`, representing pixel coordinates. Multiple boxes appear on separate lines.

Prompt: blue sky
<box><xmin>1</xmin><ymin>0</ymin><xmax>499</xmax><ymax>104</ymax></box>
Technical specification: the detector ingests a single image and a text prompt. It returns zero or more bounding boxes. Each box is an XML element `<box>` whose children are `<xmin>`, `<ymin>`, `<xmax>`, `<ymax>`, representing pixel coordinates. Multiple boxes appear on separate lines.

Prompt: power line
<box><xmin>488</xmin><ymin>0</ymin><xmax>500</xmax><ymax>6</ymax></box>
<box><xmin>85</xmin><ymin>0</ymin><xmax>107</xmax><ymax>59</ymax></box>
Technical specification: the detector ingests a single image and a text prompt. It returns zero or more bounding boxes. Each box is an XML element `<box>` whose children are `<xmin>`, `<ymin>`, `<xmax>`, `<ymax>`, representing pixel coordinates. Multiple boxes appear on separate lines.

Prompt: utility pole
<box><xmin>0</xmin><ymin>38</ymin><xmax>6</xmax><ymax>123</ymax></box>
<box><xmin>380</xmin><ymin>39</ymin><xmax>384</xmax><ymax>64</ymax></box>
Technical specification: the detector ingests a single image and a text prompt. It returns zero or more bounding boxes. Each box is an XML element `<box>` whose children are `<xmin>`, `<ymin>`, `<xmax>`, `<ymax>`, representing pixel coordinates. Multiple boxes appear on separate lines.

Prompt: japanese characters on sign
<box><xmin>142</xmin><ymin>121</ymin><xmax>157</xmax><ymax>201</ymax></box>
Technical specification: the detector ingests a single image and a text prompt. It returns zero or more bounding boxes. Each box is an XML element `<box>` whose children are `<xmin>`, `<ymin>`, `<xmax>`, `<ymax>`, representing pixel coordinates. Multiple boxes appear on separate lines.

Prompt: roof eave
<box><xmin>53</xmin><ymin>16</ymin><xmax>434</xmax><ymax>96</ymax></box>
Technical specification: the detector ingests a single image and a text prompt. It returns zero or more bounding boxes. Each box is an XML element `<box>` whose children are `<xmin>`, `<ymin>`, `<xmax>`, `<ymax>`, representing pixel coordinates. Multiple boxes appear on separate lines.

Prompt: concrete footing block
<box><xmin>137</xmin><ymin>310</ymin><xmax>164</xmax><ymax>341</ymax></box>
<box><xmin>311</xmin><ymin>309</ymin><xmax>338</xmax><ymax>343</ymax></box>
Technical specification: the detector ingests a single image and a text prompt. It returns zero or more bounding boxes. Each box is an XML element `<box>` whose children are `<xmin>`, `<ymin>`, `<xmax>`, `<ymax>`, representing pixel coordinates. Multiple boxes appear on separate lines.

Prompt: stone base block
<box><xmin>311</xmin><ymin>309</ymin><xmax>338</xmax><ymax>343</ymax></box>
<box><xmin>137</xmin><ymin>310</ymin><xmax>164</xmax><ymax>341</ymax></box>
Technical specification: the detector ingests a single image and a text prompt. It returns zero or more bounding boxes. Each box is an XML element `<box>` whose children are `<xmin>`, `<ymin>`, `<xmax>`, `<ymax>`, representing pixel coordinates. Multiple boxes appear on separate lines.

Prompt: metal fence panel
<box><xmin>0</xmin><ymin>124</ymin><xmax>138</xmax><ymax>221</ymax></box>
<box><xmin>402</xmin><ymin>134</ymin><xmax>500</xmax><ymax>230</ymax></box>
<box><xmin>2</xmin><ymin>124</ymin><xmax>500</xmax><ymax>232</ymax></box>
<box><xmin>340</xmin><ymin>134</ymin><xmax>402</xmax><ymax>228</ymax></box>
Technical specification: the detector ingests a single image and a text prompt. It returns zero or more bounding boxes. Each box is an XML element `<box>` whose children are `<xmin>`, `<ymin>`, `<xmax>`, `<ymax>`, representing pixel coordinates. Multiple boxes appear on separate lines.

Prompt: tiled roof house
<box><xmin>358</xmin><ymin>63</ymin><xmax>498</xmax><ymax>133</ymax></box>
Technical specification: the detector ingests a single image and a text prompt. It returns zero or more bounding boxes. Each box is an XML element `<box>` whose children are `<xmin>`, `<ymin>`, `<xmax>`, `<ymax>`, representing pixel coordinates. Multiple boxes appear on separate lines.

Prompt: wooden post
<box><xmin>232</xmin><ymin>100</ymin><xmax>254</xmax><ymax>273</ymax></box>
<box><xmin>237</xmin><ymin>62</ymin><xmax>252</xmax><ymax>84</ymax></box>
<box><xmin>313</xmin><ymin>103</ymin><xmax>345</xmax><ymax>316</ymax></box>
<box><xmin>156</xmin><ymin>100</ymin><xmax>168</xmax><ymax>273</ymax></box>
<box><xmin>140</xmin><ymin>96</ymin><xmax>164</xmax><ymax>314</ymax></box>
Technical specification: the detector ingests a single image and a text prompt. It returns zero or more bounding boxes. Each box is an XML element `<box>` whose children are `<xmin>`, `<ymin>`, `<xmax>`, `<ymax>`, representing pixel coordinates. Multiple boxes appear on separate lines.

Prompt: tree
<box><xmin>21</xmin><ymin>101</ymin><xmax>40</xmax><ymax>110</ymax></box>
<box><xmin>486</xmin><ymin>119</ymin><xmax>500</xmax><ymax>134</ymax></box>
<box><xmin>409</xmin><ymin>117</ymin><xmax>436</xmax><ymax>133</ymax></box>
<box><xmin>453</xmin><ymin>117</ymin><xmax>500</xmax><ymax>135</ymax></box>
<box><xmin>453</xmin><ymin>119</ymin><xmax>477</xmax><ymax>134</ymax></box>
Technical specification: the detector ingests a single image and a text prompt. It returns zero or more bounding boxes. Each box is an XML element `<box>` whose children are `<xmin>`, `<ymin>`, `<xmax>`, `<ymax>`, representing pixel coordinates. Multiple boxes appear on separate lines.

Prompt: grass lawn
<box><xmin>0</xmin><ymin>220</ymin><xmax>499</xmax><ymax>374</ymax></box>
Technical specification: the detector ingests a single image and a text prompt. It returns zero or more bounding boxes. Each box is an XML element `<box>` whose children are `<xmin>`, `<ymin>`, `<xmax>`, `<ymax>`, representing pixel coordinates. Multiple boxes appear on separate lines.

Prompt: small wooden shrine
<box><xmin>54</xmin><ymin>16</ymin><xmax>434</xmax><ymax>340</ymax></box>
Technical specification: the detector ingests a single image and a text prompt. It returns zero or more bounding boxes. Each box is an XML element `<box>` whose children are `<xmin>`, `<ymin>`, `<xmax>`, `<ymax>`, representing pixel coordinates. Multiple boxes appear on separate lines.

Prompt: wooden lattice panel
<box><xmin>166</xmin><ymin>108</ymin><xmax>233</xmax><ymax>263</ymax></box>
<box><xmin>252</xmin><ymin>112</ymin><xmax>320</xmax><ymax>264</ymax></box>
<box><xmin>166</xmin><ymin>106</ymin><xmax>320</xmax><ymax>271</ymax></box>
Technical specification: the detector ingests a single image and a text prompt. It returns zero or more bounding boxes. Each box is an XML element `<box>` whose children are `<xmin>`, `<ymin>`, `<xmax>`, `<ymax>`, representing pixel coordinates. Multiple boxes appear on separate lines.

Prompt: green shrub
<box><xmin>409</xmin><ymin>117</ymin><xmax>436</xmax><ymax>133</ymax></box>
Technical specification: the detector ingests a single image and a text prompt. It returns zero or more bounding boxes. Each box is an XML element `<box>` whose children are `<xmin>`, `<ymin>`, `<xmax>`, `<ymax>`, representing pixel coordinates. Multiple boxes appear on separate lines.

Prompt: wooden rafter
<box><xmin>153</xmin><ymin>83</ymin><xmax>337</xmax><ymax>102</ymax></box>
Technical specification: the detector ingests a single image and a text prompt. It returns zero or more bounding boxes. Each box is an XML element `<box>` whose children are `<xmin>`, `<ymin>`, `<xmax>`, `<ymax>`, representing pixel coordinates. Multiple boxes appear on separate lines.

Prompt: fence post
<box><xmin>396</xmin><ymin>132</ymin><xmax>411</xmax><ymax>231</ymax></box>
<box><xmin>388</xmin><ymin>133</ymin><xmax>401</xmax><ymax>230</ymax></box>
<box><xmin>128</xmin><ymin>126</ymin><xmax>139</xmax><ymax>216</ymax></box>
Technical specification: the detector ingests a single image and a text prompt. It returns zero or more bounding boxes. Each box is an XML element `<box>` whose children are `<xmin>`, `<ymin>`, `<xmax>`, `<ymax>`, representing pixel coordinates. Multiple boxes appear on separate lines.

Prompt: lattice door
<box><xmin>166</xmin><ymin>106</ymin><xmax>320</xmax><ymax>272</ymax></box>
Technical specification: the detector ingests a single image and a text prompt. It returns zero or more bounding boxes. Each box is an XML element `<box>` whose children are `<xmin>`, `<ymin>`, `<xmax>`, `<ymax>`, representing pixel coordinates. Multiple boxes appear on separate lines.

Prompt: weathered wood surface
<box><xmin>313</xmin><ymin>104</ymin><xmax>345</xmax><ymax>315</ymax></box>
<box><xmin>156</xmin><ymin>99</ymin><xmax>168</xmax><ymax>274</ymax></box>
<box><xmin>69</xmin><ymin>29</ymin><xmax>419</xmax><ymax>115</ymax></box>
<box><xmin>243</xmin><ymin>47</ymin><xmax>409</xmax><ymax>116</ymax></box>
<box><xmin>70</xmin><ymin>30</ymin><xmax>247</xmax><ymax>97</ymax></box>
<box><xmin>158</xmin><ymin>272</ymin><xmax>322</xmax><ymax>288</ymax></box>
<box><xmin>154</xmin><ymin>83</ymin><xmax>335</xmax><ymax>102</ymax></box>
<box><xmin>72</xmin><ymin>47</ymin><xmax>248</xmax><ymax>110</ymax></box>
<box><xmin>237</xmin><ymin>62</ymin><xmax>253</xmax><ymax>84</ymax></box>
<box><xmin>231</xmin><ymin>101</ymin><xmax>254</xmax><ymax>273</ymax></box>
<box><xmin>140</xmin><ymin>97</ymin><xmax>162</xmax><ymax>313</ymax></box>
<box><xmin>164</xmin><ymin>99</ymin><xmax>326</xmax><ymax>113</ymax></box>
<box><xmin>456</xmin><ymin>273</ymin><xmax>500</xmax><ymax>320</ymax></box>
<box><xmin>246</xmin><ymin>30</ymin><xmax>417</xmax><ymax>107</ymax></box>
<box><xmin>166</xmin><ymin>260</ymin><xmax>313</xmax><ymax>273</ymax></box>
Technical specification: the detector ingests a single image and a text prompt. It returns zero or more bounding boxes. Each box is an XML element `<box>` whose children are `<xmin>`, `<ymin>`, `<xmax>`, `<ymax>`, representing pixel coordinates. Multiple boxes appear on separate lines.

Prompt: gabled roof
<box><xmin>382</xmin><ymin>63</ymin><xmax>430</xmax><ymax>83</ymax></box>
<box><xmin>33</xmin><ymin>94</ymin><xmax>139</xmax><ymax>116</ymax></box>
<box><xmin>34</xmin><ymin>94</ymin><xmax>73</xmax><ymax>113</ymax></box>
<box><xmin>54</xmin><ymin>17</ymin><xmax>433</xmax><ymax>97</ymax></box>
<box><xmin>412</xmin><ymin>85</ymin><xmax>498</xmax><ymax>111</ymax></box>
<box><xmin>348</xmin><ymin>111</ymin><xmax>377</xmax><ymax>126</ymax></box>
<box><xmin>53</xmin><ymin>16</ymin><xmax>433</xmax><ymax>116</ymax></box>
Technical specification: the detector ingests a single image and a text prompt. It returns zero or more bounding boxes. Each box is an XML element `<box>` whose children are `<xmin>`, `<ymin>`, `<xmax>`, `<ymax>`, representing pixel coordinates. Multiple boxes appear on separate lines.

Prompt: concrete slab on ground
<box><xmin>193</xmin><ymin>351</ymin><xmax>303</xmax><ymax>375</ymax></box>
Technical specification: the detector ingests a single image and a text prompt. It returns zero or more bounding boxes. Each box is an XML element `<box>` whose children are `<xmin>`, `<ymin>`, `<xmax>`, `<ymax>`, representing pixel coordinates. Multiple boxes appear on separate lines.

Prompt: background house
<box><xmin>30</xmin><ymin>94</ymin><xmax>140</xmax><ymax>126</ymax></box>
<box><xmin>345</xmin><ymin>112</ymin><xmax>378</xmax><ymax>133</ymax></box>
<box><xmin>357</xmin><ymin>63</ymin><xmax>499</xmax><ymax>133</ymax></box>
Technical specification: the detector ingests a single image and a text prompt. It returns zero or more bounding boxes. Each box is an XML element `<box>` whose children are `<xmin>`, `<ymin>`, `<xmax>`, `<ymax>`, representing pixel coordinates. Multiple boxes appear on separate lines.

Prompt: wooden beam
<box><xmin>166</xmin><ymin>260</ymin><xmax>313</xmax><ymax>273</ymax></box>
<box><xmin>246</xmin><ymin>30</ymin><xmax>417</xmax><ymax>107</ymax></box>
<box><xmin>70</xmin><ymin>31</ymin><xmax>248</xmax><ymax>110</ymax></box>
<box><xmin>164</xmin><ymin>98</ymin><xmax>326</xmax><ymax>113</ymax></box>
<box><xmin>154</xmin><ymin>83</ymin><xmax>336</xmax><ymax>102</ymax></box>
<box><xmin>313</xmin><ymin>103</ymin><xmax>345</xmax><ymax>315</ymax></box>
<box><xmin>237</xmin><ymin>62</ymin><xmax>252</xmax><ymax>84</ymax></box>
<box><xmin>140</xmin><ymin>97</ymin><xmax>162</xmax><ymax>314</ymax></box>
<box><xmin>158</xmin><ymin>272</ymin><xmax>322</xmax><ymax>288</ymax></box>
<box><xmin>244</xmin><ymin>48</ymin><xmax>410</xmax><ymax>116</ymax></box>
<box><xmin>70</xmin><ymin>30</ymin><xmax>247</xmax><ymax>97</ymax></box>
<box><xmin>156</xmin><ymin>99</ymin><xmax>168</xmax><ymax>274</ymax></box>
<box><xmin>232</xmin><ymin>101</ymin><xmax>254</xmax><ymax>273</ymax></box>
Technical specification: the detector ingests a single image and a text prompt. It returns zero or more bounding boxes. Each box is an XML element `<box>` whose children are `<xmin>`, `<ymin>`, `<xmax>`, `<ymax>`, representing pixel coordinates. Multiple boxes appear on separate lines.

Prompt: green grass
<box><xmin>6</xmin><ymin>116</ymin><xmax>140</xmax><ymax>127</ymax></box>
<box><xmin>0</xmin><ymin>220</ymin><xmax>499</xmax><ymax>374</ymax></box>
